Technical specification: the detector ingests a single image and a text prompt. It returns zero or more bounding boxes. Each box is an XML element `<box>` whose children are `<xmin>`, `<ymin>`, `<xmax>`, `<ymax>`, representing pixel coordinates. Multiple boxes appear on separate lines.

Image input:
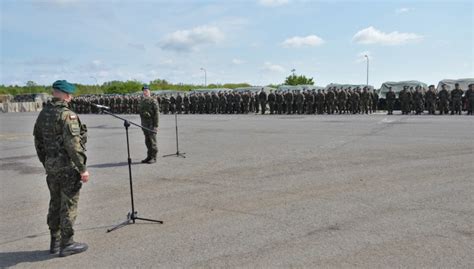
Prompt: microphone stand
<box><xmin>163</xmin><ymin>112</ymin><xmax>186</xmax><ymax>158</ymax></box>
<box><xmin>93</xmin><ymin>105</ymin><xmax>163</xmax><ymax>232</ymax></box>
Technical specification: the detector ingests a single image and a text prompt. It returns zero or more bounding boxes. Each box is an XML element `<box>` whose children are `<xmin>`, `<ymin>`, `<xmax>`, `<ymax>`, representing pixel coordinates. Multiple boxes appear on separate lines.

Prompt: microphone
<box><xmin>91</xmin><ymin>103</ymin><xmax>110</xmax><ymax>110</ymax></box>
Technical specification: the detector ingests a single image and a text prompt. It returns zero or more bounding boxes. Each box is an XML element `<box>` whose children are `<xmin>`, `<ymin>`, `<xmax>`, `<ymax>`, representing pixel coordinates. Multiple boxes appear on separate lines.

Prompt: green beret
<box><xmin>52</xmin><ymin>80</ymin><xmax>76</xmax><ymax>94</ymax></box>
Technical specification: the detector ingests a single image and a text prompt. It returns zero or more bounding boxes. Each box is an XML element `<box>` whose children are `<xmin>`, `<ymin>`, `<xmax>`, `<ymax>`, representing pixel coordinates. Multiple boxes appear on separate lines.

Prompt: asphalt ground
<box><xmin>1</xmin><ymin>112</ymin><xmax>473</xmax><ymax>268</ymax></box>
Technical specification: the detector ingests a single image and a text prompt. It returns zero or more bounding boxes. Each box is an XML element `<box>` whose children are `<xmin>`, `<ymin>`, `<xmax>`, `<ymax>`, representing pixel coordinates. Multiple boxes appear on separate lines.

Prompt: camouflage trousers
<box><xmin>143</xmin><ymin>130</ymin><xmax>158</xmax><ymax>159</ymax></box>
<box><xmin>46</xmin><ymin>168</ymin><xmax>82</xmax><ymax>246</ymax></box>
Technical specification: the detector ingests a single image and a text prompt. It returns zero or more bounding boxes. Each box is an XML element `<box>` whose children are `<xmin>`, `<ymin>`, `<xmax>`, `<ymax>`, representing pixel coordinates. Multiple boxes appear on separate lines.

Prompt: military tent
<box><xmin>436</xmin><ymin>78</ymin><xmax>474</xmax><ymax>93</ymax></box>
<box><xmin>379</xmin><ymin>81</ymin><xmax>428</xmax><ymax>99</ymax></box>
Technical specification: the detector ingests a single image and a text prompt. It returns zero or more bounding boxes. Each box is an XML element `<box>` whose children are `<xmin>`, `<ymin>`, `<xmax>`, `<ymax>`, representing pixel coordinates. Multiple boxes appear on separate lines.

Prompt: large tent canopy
<box><xmin>379</xmin><ymin>80</ymin><xmax>427</xmax><ymax>99</ymax></box>
<box><xmin>436</xmin><ymin>78</ymin><xmax>474</xmax><ymax>92</ymax></box>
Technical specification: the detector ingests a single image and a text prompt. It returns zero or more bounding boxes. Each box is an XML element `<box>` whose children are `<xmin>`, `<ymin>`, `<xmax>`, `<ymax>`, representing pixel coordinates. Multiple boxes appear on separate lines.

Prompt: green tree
<box><xmin>284</xmin><ymin>74</ymin><xmax>314</xmax><ymax>86</ymax></box>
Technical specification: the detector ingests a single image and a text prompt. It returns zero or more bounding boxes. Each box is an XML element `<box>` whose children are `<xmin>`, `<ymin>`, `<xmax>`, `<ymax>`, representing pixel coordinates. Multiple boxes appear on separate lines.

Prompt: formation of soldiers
<box><xmin>68</xmin><ymin>83</ymin><xmax>474</xmax><ymax>116</ymax></box>
<box><xmin>384</xmin><ymin>83</ymin><xmax>473</xmax><ymax>115</ymax></box>
<box><xmin>12</xmin><ymin>94</ymin><xmax>36</xmax><ymax>102</ymax></box>
<box><xmin>70</xmin><ymin>87</ymin><xmax>381</xmax><ymax>115</ymax></box>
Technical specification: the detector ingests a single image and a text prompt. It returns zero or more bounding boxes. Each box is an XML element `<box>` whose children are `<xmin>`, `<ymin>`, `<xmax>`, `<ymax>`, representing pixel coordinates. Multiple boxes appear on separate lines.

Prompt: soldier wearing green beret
<box><xmin>33</xmin><ymin>80</ymin><xmax>89</xmax><ymax>257</ymax></box>
<box><xmin>139</xmin><ymin>85</ymin><xmax>159</xmax><ymax>164</ymax></box>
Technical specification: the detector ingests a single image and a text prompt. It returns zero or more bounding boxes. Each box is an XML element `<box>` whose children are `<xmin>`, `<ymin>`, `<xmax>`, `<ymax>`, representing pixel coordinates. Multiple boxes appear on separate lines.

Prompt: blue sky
<box><xmin>1</xmin><ymin>0</ymin><xmax>473</xmax><ymax>88</ymax></box>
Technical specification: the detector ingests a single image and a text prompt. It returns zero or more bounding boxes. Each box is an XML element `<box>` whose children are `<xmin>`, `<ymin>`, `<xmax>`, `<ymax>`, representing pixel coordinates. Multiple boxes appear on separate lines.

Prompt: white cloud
<box><xmin>262</xmin><ymin>62</ymin><xmax>285</xmax><ymax>73</ymax></box>
<box><xmin>159</xmin><ymin>25</ymin><xmax>224</xmax><ymax>52</ymax></box>
<box><xmin>395</xmin><ymin>7</ymin><xmax>411</xmax><ymax>14</ymax></box>
<box><xmin>258</xmin><ymin>0</ymin><xmax>290</xmax><ymax>7</ymax></box>
<box><xmin>232</xmin><ymin>58</ymin><xmax>245</xmax><ymax>65</ymax></box>
<box><xmin>282</xmin><ymin>35</ymin><xmax>324</xmax><ymax>48</ymax></box>
<box><xmin>352</xmin><ymin>26</ymin><xmax>423</xmax><ymax>45</ymax></box>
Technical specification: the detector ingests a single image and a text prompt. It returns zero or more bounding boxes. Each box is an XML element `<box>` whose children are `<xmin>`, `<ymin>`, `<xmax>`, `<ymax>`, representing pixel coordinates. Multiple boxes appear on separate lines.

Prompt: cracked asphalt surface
<box><xmin>1</xmin><ymin>112</ymin><xmax>473</xmax><ymax>268</ymax></box>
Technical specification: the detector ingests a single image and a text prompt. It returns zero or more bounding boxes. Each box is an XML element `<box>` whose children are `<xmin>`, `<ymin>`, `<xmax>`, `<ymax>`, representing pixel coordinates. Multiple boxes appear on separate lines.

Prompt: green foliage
<box><xmin>284</xmin><ymin>74</ymin><xmax>314</xmax><ymax>86</ymax></box>
<box><xmin>0</xmin><ymin>79</ymin><xmax>253</xmax><ymax>96</ymax></box>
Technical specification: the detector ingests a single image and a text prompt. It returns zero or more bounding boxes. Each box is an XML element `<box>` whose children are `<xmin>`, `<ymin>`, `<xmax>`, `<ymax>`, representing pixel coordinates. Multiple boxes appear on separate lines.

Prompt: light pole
<box><xmin>364</xmin><ymin>55</ymin><xmax>369</xmax><ymax>86</ymax></box>
<box><xmin>200</xmin><ymin>67</ymin><xmax>207</xmax><ymax>87</ymax></box>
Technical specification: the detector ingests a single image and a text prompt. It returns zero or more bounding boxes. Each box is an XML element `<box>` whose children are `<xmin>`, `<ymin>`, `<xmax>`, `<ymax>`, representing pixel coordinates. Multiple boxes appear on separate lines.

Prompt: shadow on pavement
<box><xmin>0</xmin><ymin>250</ymin><xmax>55</xmax><ymax>268</ymax></box>
<box><xmin>89</xmin><ymin>161</ymin><xmax>141</xmax><ymax>168</ymax></box>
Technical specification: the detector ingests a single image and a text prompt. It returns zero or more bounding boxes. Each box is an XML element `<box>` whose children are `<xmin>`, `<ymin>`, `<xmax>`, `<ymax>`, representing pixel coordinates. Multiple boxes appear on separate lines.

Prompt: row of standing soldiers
<box><xmin>384</xmin><ymin>84</ymin><xmax>473</xmax><ymax>115</ymax></box>
<box><xmin>70</xmin><ymin>84</ymin><xmax>474</xmax><ymax>116</ymax></box>
<box><xmin>160</xmin><ymin>87</ymin><xmax>380</xmax><ymax>115</ymax></box>
<box><xmin>71</xmin><ymin>87</ymin><xmax>381</xmax><ymax>115</ymax></box>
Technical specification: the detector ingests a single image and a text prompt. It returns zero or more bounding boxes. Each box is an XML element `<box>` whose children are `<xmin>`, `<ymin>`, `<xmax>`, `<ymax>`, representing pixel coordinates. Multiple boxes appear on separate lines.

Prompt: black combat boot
<box><xmin>50</xmin><ymin>236</ymin><xmax>60</xmax><ymax>254</ymax></box>
<box><xmin>59</xmin><ymin>242</ymin><xmax>88</xmax><ymax>257</ymax></box>
<box><xmin>146</xmin><ymin>158</ymin><xmax>156</xmax><ymax>164</ymax></box>
<box><xmin>141</xmin><ymin>157</ymin><xmax>151</xmax><ymax>163</ymax></box>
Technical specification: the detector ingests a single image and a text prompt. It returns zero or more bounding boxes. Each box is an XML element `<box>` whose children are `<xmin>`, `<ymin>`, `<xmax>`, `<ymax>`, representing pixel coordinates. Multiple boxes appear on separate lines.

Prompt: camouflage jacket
<box><xmin>33</xmin><ymin>98</ymin><xmax>87</xmax><ymax>174</ymax></box>
<box><xmin>139</xmin><ymin>97</ymin><xmax>159</xmax><ymax>128</ymax></box>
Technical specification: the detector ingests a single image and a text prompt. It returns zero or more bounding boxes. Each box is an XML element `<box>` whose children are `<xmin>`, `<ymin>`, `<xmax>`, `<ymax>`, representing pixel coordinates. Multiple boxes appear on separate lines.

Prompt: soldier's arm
<box><xmin>33</xmin><ymin>121</ymin><xmax>46</xmax><ymax>164</ymax></box>
<box><xmin>62</xmin><ymin>112</ymin><xmax>87</xmax><ymax>173</ymax></box>
<box><xmin>153</xmin><ymin>100</ymin><xmax>159</xmax><ymax>128</ymax></box>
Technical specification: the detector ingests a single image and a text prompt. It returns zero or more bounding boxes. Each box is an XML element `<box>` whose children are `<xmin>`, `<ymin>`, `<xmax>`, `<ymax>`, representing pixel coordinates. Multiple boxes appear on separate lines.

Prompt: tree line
<box><xmin>0</xmin><ymin>75</ymin><xmax>314</xmax><ymax>96</ymax></box>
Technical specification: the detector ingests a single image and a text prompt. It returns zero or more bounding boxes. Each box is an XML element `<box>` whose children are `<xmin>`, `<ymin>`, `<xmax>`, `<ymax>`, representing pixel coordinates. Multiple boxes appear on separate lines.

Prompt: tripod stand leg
<box><xmin>134</xmin><ymin>217</ymin><xmax>164</xmax><ymax>224</ymax></box>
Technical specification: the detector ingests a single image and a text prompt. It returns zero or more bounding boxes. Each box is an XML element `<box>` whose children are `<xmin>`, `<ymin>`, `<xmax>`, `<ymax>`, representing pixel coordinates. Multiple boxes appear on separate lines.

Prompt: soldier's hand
<box><xmin>80</xmin><ymin>171</ymin><xmax>90</xmax><ymax>183</ymax></box>
<box><xmin>154</xmin><ymin>127</ymin><xmax>158</xmax><ymax>132</ymax></box>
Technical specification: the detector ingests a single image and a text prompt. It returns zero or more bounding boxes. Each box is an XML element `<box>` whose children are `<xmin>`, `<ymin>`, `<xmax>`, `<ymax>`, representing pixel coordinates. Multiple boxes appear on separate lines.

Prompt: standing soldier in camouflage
<box><xmin>360</xmin><ymin>87</ymin><xmax>370</xmax><ymax>114</ymax></box>
<box><xmin>438</xmin><ymin>84</ymin><xmax>450</xmax><ymax>115</ymax></box>
<box><xmin>183</xmin><ymin>93</ymin><xmax>190</xmax><ymax>114</ymax></box>
<box><xmin>371</xmin><ymin>89</ymin><xmax>379</xmax><ymax>113</ymax></box>
<box><xmin>169</xmin><ymin>94</ymin><xmax>176</xmax><ymax>114</ymax></box>
<box><xmin>425</xmin><ymin>85</ymin><xmax>437</xmax><ymax>115</ymax></box>
<box><xmin>316</xmin><ymin>89</ymin><xmax>325</xmax><ymax>114</ymax></box>
<box><xmin>451</xmin><ymin>83</ymin><xmax>463</xmax><ymax>115</ymax></box>
<box><xmin>465</xmin><ymin>84</ymin><xmax>474</xmax><ymax>115</ymax></box>
<box><xmin>267</xmin><ymin>90</ymin><xmax>276</xmax><ymax>114</ymax></box>
<box><xmin>139</xmin><ymin>85</ymin><xmax>159</xmax><ymax>164</ymax></box>
<box><xmin>337</xmin><ymin>88</ymin><xmax>347</xmax><ymax>114</ymax></box>
<box><xmin>385</xmin><ymin>87</ymin><xmax>396</xmax><ymax>115</ymax></box>
<box><xmin>242</xmin><ymin>91</ymin><xmax>250</xmax><ymax>114</ymax></box>
<box><xmin>176</xmin><ymin>93</ymin><xmax>183</xmax><ymax>114</ymax></box>
<box><xmin>399</xmin><ymin>86</ymin><xmax>410</xmax><ymax>115</ymax></box>
<box><xmin>284</xmin><ymin>90</ymin><xmax>294</xmax><ymax>114</ymax></box>
<box><xmin>413</xmin><ymin>86</ymin><xmax>425</xmax><ymax>115</ymax></box>
<box><xmin>33</xmin><ymin>80</ymin><xmax>89</xmax><ymax>257</ymax></box>
<box><xmin>190</xmin><ymin>93</ymin><xmax>197</xmax><ymax>114</ymax></box>
<box><xmin>258</xmin><ymin>88</ymin><xmax>267</xmax><ymax>115</ymax></box>
<box><xmin>305</xmin><ymin>90</ymin><xmax>315</xmax><ymax>114</ymax></box>
<box><xmin>275</xmin><ymin>90</ymin><xmax>284</xmax><ymax>114</ymax></box>
<box><xmin>295</xmin><ymin>90</ymin><xmax>305</xmax><ymax>114</ymax></box>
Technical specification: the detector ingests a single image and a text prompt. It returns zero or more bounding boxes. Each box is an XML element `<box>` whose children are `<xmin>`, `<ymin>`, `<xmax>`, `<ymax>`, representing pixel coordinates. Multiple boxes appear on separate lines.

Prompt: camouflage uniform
<box><xmin>466</xmin><ymin>85</ymin><xmax>474</xmax><ymax>115</ymax></box>
<box><xmin>425</xmin><ymin>87</ymin><xmax>437</xmax><ymax>115</ymax></box>
<box><xmin>451</xmin><ymin>87</ymin><xmax>463</xmax><ymax>115</ymax></box>
<box><xmin>438</xmin><ymin>87</ymin><xmax>450</xmax><ymax>115</ymax></box>
<box><xmin>139</xmin><ymin>96</ymin><xmax>159</xmax><ymax>160</ymax></box>
<box><xmin>386</xmin><ymin>89</ymin><xmax>396</xmax><ymax>115</ymax></box>
<box><xmin>33</xmin><ymin>98</ymin><xmax>87</xmax><ymax>248</ymax></box>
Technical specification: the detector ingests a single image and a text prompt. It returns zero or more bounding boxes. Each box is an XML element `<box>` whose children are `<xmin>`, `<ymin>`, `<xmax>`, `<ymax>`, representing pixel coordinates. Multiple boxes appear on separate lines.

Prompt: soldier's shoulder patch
<box><xmin>69</xmin><ymin>114</ymin><xmax>77</xmax><ymax>120</ymax></box>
